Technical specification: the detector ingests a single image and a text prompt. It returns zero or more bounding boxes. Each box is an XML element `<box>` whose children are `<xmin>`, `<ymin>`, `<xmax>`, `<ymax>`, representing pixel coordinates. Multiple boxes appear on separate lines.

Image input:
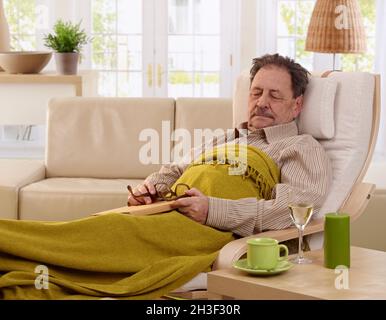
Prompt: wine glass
<box><xmin>288</xmin><ymin>188</ymin><xmax>314</xmax><ymax>264</ymax></box>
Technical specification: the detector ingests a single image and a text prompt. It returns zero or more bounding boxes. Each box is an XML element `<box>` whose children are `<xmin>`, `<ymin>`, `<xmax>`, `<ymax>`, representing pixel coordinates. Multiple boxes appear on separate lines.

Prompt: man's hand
<box><xmin>127</xmin><ymin>182</ymin><xmax>157</xmax><ymax>206</ymax></box>
<box><xmin>171</xmin><ymin>188</ymin><xmax>209</xmax><ymax>224</ymax></box>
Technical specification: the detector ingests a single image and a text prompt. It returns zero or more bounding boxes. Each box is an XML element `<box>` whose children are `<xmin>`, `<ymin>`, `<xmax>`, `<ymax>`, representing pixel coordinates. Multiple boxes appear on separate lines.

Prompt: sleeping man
<box><xmin>0</xmin><ymin>54</ymin><xmax>332</xmax><ymax>300</ymax></box>
<box><xmin>129</xmin><ymin>53</ymin><xmax>332</xmax><ymax>238</ymax></box>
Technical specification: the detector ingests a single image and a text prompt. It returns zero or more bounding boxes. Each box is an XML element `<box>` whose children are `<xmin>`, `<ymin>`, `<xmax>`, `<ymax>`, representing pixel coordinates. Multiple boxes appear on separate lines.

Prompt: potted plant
<box><xmin>44</xmin><ymin>20</ymin><xmax>90</xmax><ymax>75</ymax></box>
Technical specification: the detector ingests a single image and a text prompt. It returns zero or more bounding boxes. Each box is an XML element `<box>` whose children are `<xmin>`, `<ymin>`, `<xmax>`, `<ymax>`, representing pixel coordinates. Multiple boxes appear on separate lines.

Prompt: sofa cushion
<box><xmin>46</xmin><ymin>97</ymin><xmax>175</xmax><ymax>179</ymax></box>
<box><xmin>19</xmin><ymin>178</ymin><xmax>143</xmax><ymax>221</ymax></box>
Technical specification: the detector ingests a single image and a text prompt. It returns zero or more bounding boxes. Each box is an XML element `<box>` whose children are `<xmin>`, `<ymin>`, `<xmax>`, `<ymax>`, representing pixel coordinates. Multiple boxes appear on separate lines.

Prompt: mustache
<box><xmin>251</xmin><ymin>108</ymin><xmax>274</xmax><ymax>119</ymax></box>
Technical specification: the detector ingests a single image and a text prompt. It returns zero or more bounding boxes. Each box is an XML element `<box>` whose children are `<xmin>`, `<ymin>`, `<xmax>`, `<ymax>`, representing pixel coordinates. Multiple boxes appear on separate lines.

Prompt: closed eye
<box><xmin>270</xmin><ymin>92</ymin><xmax>283</xmax><ymax>100</ymax></box>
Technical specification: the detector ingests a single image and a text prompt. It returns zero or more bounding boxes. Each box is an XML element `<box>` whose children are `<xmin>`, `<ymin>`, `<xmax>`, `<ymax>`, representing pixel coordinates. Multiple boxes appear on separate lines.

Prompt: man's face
<box><xmin>247</xmin><ymin>65</ymin><xmax>303</xmax><ymax>130</ymax></box>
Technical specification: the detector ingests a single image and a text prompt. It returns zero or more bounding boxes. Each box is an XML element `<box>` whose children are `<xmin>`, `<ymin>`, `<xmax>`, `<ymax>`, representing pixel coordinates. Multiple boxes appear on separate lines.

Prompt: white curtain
<box><xmin>374</xmin><ymin>0</ymin><xmax>386</xmax><ymax>160</ymax></box>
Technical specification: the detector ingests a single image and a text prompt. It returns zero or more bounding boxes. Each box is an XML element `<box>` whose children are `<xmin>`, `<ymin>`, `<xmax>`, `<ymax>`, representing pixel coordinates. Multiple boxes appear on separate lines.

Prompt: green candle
<box><xmin>324</xmin><ymin>212</ymin><xmax>350</xmax><ymax>269</ymax></box>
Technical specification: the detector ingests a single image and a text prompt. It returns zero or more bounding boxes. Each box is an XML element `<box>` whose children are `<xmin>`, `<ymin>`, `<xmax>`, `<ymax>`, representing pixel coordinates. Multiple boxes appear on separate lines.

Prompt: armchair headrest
<box><xmin>232</xmin><ymin>70</ymin><xmax>337</xmax><ymax>139</ymax></box>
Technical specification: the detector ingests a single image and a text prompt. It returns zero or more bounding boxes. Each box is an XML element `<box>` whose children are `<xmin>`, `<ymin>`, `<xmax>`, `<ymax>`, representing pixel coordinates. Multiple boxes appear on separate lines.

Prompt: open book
<box><xmin>91</xmin><ymin>200</ymin><xmax>177</xmax><ymax>217</ymax></box>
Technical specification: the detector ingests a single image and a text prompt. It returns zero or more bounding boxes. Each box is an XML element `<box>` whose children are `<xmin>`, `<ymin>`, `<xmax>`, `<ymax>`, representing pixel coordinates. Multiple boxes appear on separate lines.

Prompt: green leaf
<box><xmin>43</xmin><ymin>19</ymin><xmax>91</xmax><ymax>53</ymax></box>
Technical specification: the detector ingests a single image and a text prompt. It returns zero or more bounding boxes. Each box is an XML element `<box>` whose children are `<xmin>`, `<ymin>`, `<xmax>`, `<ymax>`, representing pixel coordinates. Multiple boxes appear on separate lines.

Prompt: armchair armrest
<box><xmin>0</xmin><ymin>159</ymin><xmax>45</xmax><ymax>219</ymax></box>
<box><xmin>213</xmin><ymin>182</ymin><xmax>375</xmax><ymax>270</ymax></box>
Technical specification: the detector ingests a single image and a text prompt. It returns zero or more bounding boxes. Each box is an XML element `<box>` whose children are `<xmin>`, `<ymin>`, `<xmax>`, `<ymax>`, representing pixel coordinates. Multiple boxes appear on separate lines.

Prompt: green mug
<box><xmin>247</xmin><ymin>238</ymin><xmax>289</xmax><ymax>270</ymax></box>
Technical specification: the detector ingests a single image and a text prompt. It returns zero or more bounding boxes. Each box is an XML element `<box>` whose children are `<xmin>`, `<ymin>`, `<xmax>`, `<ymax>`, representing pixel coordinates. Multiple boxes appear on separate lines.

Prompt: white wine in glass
<box><xmin>288</xmin><ymin>190</ymin><xmax>314</xmax><ymax>264</ymax></box>
<box><xmin>289</xmin><ymin>204</ymin><xmax>313</xmax><ymax>229</ymax></box>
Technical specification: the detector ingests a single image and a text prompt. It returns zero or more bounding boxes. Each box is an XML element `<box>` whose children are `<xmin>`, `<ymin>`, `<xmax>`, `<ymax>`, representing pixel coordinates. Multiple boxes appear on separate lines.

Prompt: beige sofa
<box><xmin>0</xmin><ymin>97</ymin><xmax>233</xmax><ymax>221</ymax></box>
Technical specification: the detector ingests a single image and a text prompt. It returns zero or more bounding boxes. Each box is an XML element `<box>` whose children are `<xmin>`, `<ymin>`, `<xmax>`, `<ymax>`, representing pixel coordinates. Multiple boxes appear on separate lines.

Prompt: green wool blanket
<box><xmin>0</xmin><ymin>145</ymin><xmax>279</xmax><ymax>300</ymax></box>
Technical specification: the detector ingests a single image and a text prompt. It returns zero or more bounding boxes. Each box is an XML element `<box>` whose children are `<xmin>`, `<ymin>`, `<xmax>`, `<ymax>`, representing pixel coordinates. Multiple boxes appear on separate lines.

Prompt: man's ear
<box><xmin>293</xmin><ymin>95</ymin><xmax>304</xmax><ymax>118</ymax></box>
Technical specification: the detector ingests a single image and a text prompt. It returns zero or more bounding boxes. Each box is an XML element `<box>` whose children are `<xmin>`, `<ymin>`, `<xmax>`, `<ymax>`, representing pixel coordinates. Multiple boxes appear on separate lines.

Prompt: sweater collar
<box><xmin>239</xmin><ymin>120</ymin><xmax>299</xmax><ymax>143</ymax></box>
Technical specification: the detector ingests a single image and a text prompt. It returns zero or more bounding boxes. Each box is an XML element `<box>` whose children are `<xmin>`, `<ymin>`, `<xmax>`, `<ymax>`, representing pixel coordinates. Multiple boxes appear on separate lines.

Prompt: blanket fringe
<box><xmin>189</xmin><ymin>146</ymin><xmax>277</xmax><ymax>201</ymax></box>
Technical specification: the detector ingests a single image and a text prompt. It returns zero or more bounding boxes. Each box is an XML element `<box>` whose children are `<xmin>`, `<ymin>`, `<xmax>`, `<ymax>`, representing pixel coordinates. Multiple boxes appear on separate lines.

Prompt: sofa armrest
<box><xmin>0</xmin><ymin>159</ymin><xmax>46</xmax><ymax>219</ymax></box>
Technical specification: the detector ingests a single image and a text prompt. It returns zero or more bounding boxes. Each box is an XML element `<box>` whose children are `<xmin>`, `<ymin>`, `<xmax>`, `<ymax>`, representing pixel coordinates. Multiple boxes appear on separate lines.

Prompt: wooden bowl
<box><xmin>0</xmin><ymin>51</ymin><xmax>52</xmax><ymax>74</ymax></box>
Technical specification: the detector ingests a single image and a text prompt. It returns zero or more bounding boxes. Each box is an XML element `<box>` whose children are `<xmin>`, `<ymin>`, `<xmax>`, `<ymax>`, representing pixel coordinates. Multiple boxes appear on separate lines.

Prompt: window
<box><xmin>277</xmin><ymin>0</ymin><xmax>315</xmax><ymax>71</ymax></box>
<box><xmin>168</xmin><ymin>0</ymin><xmax>221</xmax><ymax>97</ymax></box>
<box><xmin>89</xmin><ymin>0</ymin><xmax>231</xmax><ymax>98</ymax></box>
<box><xmin>2</xmin><ymin>0</ymin><xmax>41</xmax><ymax>156</ymax></box>
<box><xmin>91</xmin><ymin>0</ymin><xmax>143</xmax><ymax>97</ymax></box>
<box><xmin>3</xmin><ymin>0</ymin><xmax>234</xmax><ymax>98</ymax></box>
<box><xmin>0</xmin><ymin>0</ymin><xmax>236</xmax><ymax>159</ymax></box>
<box><xmin>340</xmin><ymin>0</ymin><xmax>376</xmax><ymax>72</ymax></box>
<box><xmin>277</xmin><ymin>0</ymin><xmax>377</xmax><ymax>72</ymax></box>
<box><xmin>4</xmin><ymin>0</ymin><xmax>37</xmax><ymax>50</ymax></box>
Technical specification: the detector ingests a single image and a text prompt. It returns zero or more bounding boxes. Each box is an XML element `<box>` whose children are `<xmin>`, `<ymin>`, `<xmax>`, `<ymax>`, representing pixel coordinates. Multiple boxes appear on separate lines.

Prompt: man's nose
<box><xmin>256</xmin><ymin>92</ymin><xmax>270</xmax><ymax>109</ymax></box>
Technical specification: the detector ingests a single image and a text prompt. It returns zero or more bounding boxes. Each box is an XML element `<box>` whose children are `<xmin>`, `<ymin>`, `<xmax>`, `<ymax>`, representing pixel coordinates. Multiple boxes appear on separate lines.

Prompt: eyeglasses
<box><xmin>127</xmin><ymin>182</ymin><xmax>190</xmax><ymax>205</ymax></box>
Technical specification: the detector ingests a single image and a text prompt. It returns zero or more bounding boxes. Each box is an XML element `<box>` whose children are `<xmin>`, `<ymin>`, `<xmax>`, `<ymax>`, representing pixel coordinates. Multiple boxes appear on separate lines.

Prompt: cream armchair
<box><xmin>214</xmin><ymin>71</ymin><xmax>380</xmax><ymax>268</ymax></box>
<box><xmin>170</xmin><ymin>71</ymin><xmax>380</xmax><ymax>297</ymax></box>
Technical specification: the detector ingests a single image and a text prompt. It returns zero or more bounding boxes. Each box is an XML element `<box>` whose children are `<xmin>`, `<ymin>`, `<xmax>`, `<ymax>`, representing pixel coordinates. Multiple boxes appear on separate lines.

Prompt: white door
<box><xmin>90</xmin><ymin>0</ymin><xmax>236</xmax><ymax>97</ymax></box>
<box><xmin>161</xmin><ymin>0</ymin><xmax>231</xmax><ymax>98</ymax></box>
<box><xmin>90</xmin><ymin>0</ymin><xmax>144</xmax><ymax>97</ymax></box>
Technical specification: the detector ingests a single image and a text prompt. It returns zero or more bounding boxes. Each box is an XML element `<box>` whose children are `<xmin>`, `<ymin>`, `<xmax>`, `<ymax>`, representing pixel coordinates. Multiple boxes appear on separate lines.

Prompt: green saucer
<box><xmin>233</xmin><ymin>259</ymin><xmax>293</xmax><ymax>276</ymax></box>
